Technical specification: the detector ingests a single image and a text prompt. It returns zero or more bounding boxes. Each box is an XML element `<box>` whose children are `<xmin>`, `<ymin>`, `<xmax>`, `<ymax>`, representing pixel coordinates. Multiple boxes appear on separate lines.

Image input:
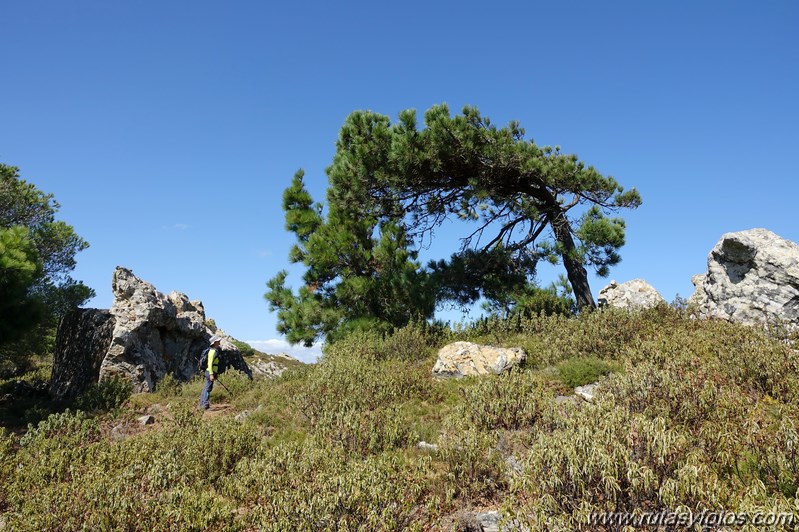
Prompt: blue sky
<box><xmin>2</xmin><ymin>1</ymin><xmax>797</xmax><ymax>363</ymax></box>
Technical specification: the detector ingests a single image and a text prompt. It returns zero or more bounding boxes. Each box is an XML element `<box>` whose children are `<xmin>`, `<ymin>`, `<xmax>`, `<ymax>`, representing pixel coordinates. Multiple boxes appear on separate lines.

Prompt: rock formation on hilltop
<box><xmin>597</xmin><ymin>278</ymin><xmax>665</xmax><ymax>310</ymax></box>
<box><xmin>689</xmin><ymin>228</ymin><xmax>799</xmax><ymax>329</ymax></box>
<box><xmin>51</xmin><ymin>267</ymin><xmax>252</xmax><ymax>400</ymax></box>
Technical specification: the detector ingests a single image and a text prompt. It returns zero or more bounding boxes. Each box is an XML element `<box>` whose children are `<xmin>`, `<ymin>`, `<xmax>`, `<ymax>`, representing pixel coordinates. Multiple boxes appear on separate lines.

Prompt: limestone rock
<box><xmin>597</xmin><ymin>278</ymin><xmax>665</xmax><ymax>309</ymax></box>
<box><xmin>417</xmin><ymin>441</ymin><xmax>439</xmax><ymax>452</ymax></box>
<box><xmin>450</xmin><ymin>510</ymin><xmax>506</xmax><ymax>532</ymax></box>
<box><xmin>575</xmin><ymin>383</ymin><xmax>599</xmax><ymax>402</ymax></box>
<box><xmin>689</xmin><ymin>229</ymin><xmax>799</xmax><ymax>328</ymax></box>
<box><xmin>432</xmin><ymin>341</ymin><xmax>526</xmax><ymax>378</ymax></box>
<box><xmin>248</xmin><ymin>359</ymin><xmax>288</xmax><ymax>379</ymax></box>
<box><xmin>99</xmin><ymin>267</ymin><xmax>221</xmax><ymax>393</ymax></box>
<box><xmin>473</xmin><ymin>511</ymin><xmax>502</xmax><ymax>532</ymax></box>
<box><xmin>51</xmin><ymin>267</ymin><xmax>253</xmax><ymax>399</ymax></box>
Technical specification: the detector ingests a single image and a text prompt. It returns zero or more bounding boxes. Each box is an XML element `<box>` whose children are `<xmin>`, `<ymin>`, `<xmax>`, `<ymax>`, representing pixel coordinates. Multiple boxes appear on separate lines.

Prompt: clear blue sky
<box><xmin>2</xmin><ymin>1</ymin><xmax>797</xmax><ymax>362</ymax></box>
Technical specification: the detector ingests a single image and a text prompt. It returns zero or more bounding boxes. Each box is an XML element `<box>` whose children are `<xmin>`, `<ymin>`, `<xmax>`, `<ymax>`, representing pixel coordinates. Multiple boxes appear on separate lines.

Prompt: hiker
<box><xmin>198</xmin><ymin>335</ymin><xmax>223</xmax><ymax>410</ymax></box>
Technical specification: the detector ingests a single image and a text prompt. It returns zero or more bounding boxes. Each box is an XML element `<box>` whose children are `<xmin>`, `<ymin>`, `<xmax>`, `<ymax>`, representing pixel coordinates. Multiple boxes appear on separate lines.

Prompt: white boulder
<box><xmin>597</xmin><ymin>278</ymin><xmax>665</xmax><ymax>310</ymax></box>
<box><xmin>432</xmin><ymin>341</ymin><xmax>526</xmax><ymax>378</ymax></box>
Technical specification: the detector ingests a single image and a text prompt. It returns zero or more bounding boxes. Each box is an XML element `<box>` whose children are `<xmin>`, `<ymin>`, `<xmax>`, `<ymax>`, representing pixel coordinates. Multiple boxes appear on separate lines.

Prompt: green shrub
<box><xmin>73</xmin><ymin>376</ymin><xmax>133</xmax><ymax>412</ymax></box>
<box><xmin>169</xmin><ymin>401</ymin><xmax>201</xmax><ymax>429</ymax></box>
<box><xmin>4</xmin><ymin>416</ymin><xmax>259</xmax><ymax>531</ymax></box>
<box><xmin>290</xmin><ymin>355</ymin><xmax>429</xmax><ymax>455</ymax></box>
<box><xmin>11</xmin><ymin>410</ymin><xmax>103</xmax><ymax>506</ymax></box>
<box><xmin>20</xmin><ymin>408</ymin><xmax>100</xmax><ymax>448</ymax></box>
<box><xmin>315</xmin><ymin>404</ymin><xmax>418</xmax><ymax>455</ymax></box>
<box><xmin>438</xmin><ymin>423</ymin><xmax>507</xmax><ymax>503</ymax></box>
<box><xmin>223</xmin><ymin>441</ymin><xmax>432</xmax><ymax>530</ymax></box>
<box><xmin>0</xmin><ymin>427</ymin><xmax>16</xmax><ymax>508</ymax></box>
<box><xmin>0</xmin><ymin>364</ymin><xmax>54</xmax><ymax>426</ymax></box>
<box><xmin>0</xmin><ymin>364</ymin><xmax>51</xmax><ymax>394</ymax></box>
<box><xmin>324</xmin><ymin>320</ymin><xmax>449</xmax><ymax>363</ymax></box>
<box><xmin>457</xmin><ymin>369</ymin><xmax>550</xmax><ymax>431</ymax></box>
<box><xmin>511</xmin><ymin>286</ymin><xmax>575</xmax><ymax>318</ymax></box>
<box><xmin>233</xmin><ymin>339</ymin><xmax>255</xmax><ymax>357</ymax></box>
<box><xmin>292</xmin><ymin>354</ymin><xmax>431</xmax><ymax>426</ymax></box>
<box><xmin>378</xmin><ymin>321</ymin><xmax>448</xmax><ymax>362</ymax></box>
<box><xmin>557</xmin><ymin>356</ymin><xmax>622</xmax><ymax>388</ymax></box>
<box><xmin>154</xmin><ymin>372</ymin><xmax>182</xmax><ymax>397</ymax></box>
<box><xmin>216</xmin><ymin>368</ymin><xmax>255</xmax><ymax>398</ymax></box>
<box><xmin>506</xmin><ymin>399</ymin><xmax>706</xmax><ymax>529</ymax></box>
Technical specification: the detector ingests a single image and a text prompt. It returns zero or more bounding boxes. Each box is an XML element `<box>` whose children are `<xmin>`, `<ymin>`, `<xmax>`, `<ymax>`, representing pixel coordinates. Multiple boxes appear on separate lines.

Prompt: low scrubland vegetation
<box><xmin>1</xmin><ymin>306</ymin><xmax>798</xmax><ymax>530</ymax></box>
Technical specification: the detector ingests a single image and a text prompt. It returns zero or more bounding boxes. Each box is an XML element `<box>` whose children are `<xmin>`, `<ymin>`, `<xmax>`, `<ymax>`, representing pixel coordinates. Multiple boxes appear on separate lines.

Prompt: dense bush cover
<box><xmin>1</xmin><ymin>308</ymin><xmax>798</xmax><ymax>529</ymax></box>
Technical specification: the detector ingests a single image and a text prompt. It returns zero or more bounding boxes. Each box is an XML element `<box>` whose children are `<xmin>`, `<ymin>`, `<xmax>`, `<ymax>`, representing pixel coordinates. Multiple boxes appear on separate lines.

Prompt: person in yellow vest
<box><xmin>198</xmin><ymin>335</ymin><xmax>222</xmax><ymax>410</ymax></box>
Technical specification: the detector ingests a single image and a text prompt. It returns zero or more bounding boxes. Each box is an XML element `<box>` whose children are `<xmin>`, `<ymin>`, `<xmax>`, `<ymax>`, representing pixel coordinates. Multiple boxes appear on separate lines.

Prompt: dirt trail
<box><xmin>202</xmin><ymin>402</ymin><xmax>235</xmax><ymax>418</ymax></box>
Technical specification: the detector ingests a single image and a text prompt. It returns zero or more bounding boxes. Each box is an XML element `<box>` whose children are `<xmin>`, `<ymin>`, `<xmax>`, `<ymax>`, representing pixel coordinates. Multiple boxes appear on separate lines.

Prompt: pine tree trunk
<box><xmin>549</xmin><ymin>211</ymin><xmax>597</xmax><ymax>311</ymax></box>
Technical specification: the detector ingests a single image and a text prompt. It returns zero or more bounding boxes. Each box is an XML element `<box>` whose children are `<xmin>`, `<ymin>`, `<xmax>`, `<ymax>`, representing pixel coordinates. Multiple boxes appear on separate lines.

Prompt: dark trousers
<box><xmin>199</xmin><ymin>371</ymin><xmax>214</xmax><ymax>409</ymax></box>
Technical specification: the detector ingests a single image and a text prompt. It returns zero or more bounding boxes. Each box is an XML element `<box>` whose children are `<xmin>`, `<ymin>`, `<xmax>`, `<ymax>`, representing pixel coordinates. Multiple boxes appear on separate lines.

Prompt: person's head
<box><xmin>209</xmin><ymin>335</ymin><xmax>222</xmax><ymax>347</ymax></box>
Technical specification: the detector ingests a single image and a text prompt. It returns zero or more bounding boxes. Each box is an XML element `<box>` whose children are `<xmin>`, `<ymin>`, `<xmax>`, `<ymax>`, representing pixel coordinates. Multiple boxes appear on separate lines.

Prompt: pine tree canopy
<box><xmin>266</xmin><ymin>105</ymin><xmax>641</xmax><ymax>346</ymax></box>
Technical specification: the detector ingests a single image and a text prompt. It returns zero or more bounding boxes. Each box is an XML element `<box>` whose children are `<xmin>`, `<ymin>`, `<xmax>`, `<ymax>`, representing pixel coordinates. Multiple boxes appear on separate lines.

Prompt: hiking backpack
<box><xmin>198</xmin><ymin>347</ymin><xmax>226</xmax><ymax>373</ymax></box>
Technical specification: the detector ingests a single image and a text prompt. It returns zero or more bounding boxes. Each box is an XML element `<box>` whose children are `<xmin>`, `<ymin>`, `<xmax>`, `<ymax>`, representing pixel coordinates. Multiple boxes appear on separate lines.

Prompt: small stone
<box><xmin>110</xmin><ymin>424</ymin><xmax>129</xmax><ymax>441</ymax></box>
<box><xmin>474</xmin><ymin>511</ymin><xmax>502</xmax><ymax>532</ymax></box>
<box><xmin>505</xmin><ymin>455</ymin><xmax>523</xmax><ymax>475</ymax></box>
<box><xmin>137</xmin><ymin>414</ymin><xmax>155</xmax><ymax>425</ymax></box>
<box><xmin>417</xmin><ymin>441</ymin><xmax>439</xmax><ymax>451</ymax></box>
<box><xmin>575</xmin><ymin>383</ymin><xmax>599</xmax><ymax>402</ymax></box>
<box><xmin>554</xmin><ymin>395</ymin><xmax>577</xmax><ymax>405</ymax></box>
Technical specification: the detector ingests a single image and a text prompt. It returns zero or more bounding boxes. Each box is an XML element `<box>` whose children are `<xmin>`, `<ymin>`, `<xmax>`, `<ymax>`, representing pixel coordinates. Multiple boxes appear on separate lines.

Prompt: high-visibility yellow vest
<box><xmin>206</xmin><ymin>348</ymin><xmax>219</xmax><ymax>375</ymax></box>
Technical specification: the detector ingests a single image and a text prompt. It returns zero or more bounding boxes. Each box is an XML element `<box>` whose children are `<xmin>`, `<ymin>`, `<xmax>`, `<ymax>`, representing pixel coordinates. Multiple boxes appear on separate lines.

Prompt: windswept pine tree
<box><xmin>267</xmin><ymin>104</ymin><xmax>641</xmax><ymax>345</ymax></box>
<box><xmin>326</xmin><ymin>104</ymin><xmax>641</xmax><ymax>311</ymax></box>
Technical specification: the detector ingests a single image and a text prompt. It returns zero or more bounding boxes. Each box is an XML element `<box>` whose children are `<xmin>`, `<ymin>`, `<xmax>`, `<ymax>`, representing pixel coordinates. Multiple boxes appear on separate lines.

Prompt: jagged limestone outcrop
<box><xmin>689</xmin><ymin>228</ymin><xmax>799</xmax><ymax>329</ymax></box>
<box><xmin>51</xmin><ymin>267</ymin><xmax>252</xmax><ymax>399</ymax></box>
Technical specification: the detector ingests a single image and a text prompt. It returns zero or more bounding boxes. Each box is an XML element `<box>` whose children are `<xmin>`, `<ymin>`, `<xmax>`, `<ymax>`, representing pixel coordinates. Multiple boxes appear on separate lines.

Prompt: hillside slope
<box><xmin>1</xmin><ymin>307</ymin><xmax>797</xmax><ymax>530</ymax></box>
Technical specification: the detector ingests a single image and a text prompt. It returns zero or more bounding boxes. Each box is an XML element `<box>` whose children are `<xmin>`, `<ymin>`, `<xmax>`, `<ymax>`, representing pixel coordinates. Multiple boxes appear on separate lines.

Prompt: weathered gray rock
<box><xmin>99</xmin><ymin>267</ymin><xmax>225</xmax><ymax>393</ymax></box>
<box><xmin>474</xmin><ymin>511</ymin><xmax>502</xmax><ymax>532</ymax></box>
<box><xmin>689</xmin><ymin>229</ymin><xmax>799</xmax><ymax>328</ymax></box>
<box><xmin>137</xmin><ymin>415</ymin><xmax>155</xmax><ymax>425</ymax></box>
<box><xmin>432</xmin><ymin>341</ymin><xmax>526</xmax><ymax>378</ymax></box>
<box><xmin>110</xmin><ymin>423</ymin><xmax>129</xmax><ymax>441</ymax></box>
<box><xmin>249</xmin><ymin>359</ymin><xmax>289</xmax><ymax>379</ymax></box>
<box><xmin>554</xmin><ymin>394</ymin><xmax>577</xmax><ymax>405</ymax></box>
<box><xmin>597</xmin><ymin>279</ymin><xmax>665</xmax><ymax>309</ymax></box>
<box><xmin>575</xmin><ymin>383</ymin><xmax>599</xmax><ymax>402</ymax></box>
<box><xmin>505</xmin><ymin>455</ymin><xmax>523</xmax><ymax>476</ymax></box>
<box><xmin>450</xmin><ymin>509</ymin><xmax>513</xmax><ymax>532</ymax></box>
<box><xmin>51</xmin><ymin>267</ymin><xmax>253</xmax><ymax>399</ymax></box>
<box><xmin>50</xmin><ymin>309</ymin><xmax>115</xmax><ymax>400</ymax></box>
